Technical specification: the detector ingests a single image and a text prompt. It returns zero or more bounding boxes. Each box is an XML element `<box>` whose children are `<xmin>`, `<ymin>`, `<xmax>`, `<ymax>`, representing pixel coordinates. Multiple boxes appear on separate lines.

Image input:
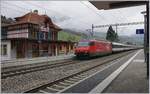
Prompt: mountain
<box><xmin>51</xmin><ymin>16</ymin><xmax>71</xmax><ymax>23</ymax></box>
<box><xmin>93</xmin><ymin>32</ymin><xmax>106</xmax><ymax>40</ymax></box>
<box><xmin>62</xmin><ymin>28</ymin><xmax>89</xmax><ymax>39</ymax></box>
<box><xmin>118</xmin><ymin>34</ymin><xmax>144</xmax><ymax>45</ymax></box>
<box><xmin>85</xmin><ymin>31</ymin><xmax>144</xmax><ymax>45</ymax></box>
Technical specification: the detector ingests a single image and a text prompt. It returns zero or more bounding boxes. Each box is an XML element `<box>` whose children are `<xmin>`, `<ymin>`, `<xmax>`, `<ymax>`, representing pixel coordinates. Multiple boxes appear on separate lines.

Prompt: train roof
<box><xmin>112</xmin><ymin>42</ymin><xmax>134</xmax><ymax>47</ymax></box>
<box><xmin>79</xmin><ymin>39</ymin><xmax>111</xmax><ymax>43</ymax></box>
<box><xmin>112</xmin><ymin>42</ymin><xmax>125</xmax><ymax>45</ymax></box>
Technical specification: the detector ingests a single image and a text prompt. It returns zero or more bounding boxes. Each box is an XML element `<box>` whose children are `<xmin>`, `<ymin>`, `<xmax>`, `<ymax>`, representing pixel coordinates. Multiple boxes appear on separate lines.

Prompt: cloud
<box><xmin>1</xmin><ymin>1</ymin><xmax>146</xmax><ymax>36</ymax></box>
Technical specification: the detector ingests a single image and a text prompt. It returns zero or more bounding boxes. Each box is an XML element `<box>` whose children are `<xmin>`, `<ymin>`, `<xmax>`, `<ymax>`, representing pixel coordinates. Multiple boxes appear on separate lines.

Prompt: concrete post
<box><xmin>55</xmin><ymin>44</ymin><xmax>58</xmax><ymax>56</ymax></box>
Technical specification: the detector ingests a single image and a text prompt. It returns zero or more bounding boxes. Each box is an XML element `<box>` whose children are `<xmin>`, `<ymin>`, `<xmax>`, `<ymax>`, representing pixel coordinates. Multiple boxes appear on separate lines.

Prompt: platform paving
<box><xmin>60</xmin><ymin>50</ymin><xmax>148</xmax><ymax>93</ymax></box>
<box><xmin>102</xmin><ymin>50</ymin><xmax>149</xmax><ymax>93</ymax></box>
<box><xmin>1</xmin><ymin>54</ymin><xmax>75</xmax><ymax>68</ymax></box>
<box><xmin>61</xmin><ymin>50</ymin><xmax>138</xmax><ymax>93</ymax></box>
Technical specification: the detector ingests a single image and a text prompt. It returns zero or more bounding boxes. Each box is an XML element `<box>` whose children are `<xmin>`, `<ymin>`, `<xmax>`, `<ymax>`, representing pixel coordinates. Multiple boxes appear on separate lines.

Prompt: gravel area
<box><xmin>2</xmin><ymin>59</ymin><xmax>75</xmax><ymax>72</ymax></box>
<box><xmin>1</xmin><ymin>51</ymin><xmax>132</xmax><ymax>93</ymax></box>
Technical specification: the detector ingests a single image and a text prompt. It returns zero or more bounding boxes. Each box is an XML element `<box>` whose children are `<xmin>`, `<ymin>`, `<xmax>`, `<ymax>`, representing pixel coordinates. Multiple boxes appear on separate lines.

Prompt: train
<box><xmin>74</xmin><ymin>39</ymin><xmax>139</xmax><ymax>57</ymax></box>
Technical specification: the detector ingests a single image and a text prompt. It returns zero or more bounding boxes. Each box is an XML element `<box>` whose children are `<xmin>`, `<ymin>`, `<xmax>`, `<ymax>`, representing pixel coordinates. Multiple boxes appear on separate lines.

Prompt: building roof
<box><xmin>2</xmin><ymin>21</ymin><xmax>39</xmax><ymax>27</ymax></box>
<box><xmin>4</xmin><ymin>11</ymin><xmax>62</xmax><ymax>31</ymax></box>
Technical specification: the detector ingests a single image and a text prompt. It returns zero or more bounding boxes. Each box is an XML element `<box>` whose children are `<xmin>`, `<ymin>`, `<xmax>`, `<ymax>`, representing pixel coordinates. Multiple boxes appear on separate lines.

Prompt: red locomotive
<box><xmin>75</xmin><ymin>40</ymin><xmax>112</xmax><ymax>57</ymax></box>
<box><xmin>74</xmin><ymin>39</ymin><xmax>138</xmax><ymax>57</ymax></box>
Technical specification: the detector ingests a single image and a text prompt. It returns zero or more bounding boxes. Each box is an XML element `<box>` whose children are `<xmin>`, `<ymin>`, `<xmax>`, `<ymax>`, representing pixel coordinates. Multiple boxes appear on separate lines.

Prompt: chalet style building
<box><xmin>1</xmin><ymin>10</ymin><xmax>75</xmax><ymax>60</ymax></box>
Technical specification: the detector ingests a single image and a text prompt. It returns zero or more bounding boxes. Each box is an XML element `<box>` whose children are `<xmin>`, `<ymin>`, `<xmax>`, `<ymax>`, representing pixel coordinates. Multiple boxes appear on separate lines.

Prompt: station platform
<box><xmin>61</xmin><ymin>49</ymin><xmax>149</xmax><ymax>93</ymax></box>
<box><xmin>1</xmin><ymin>54</ymin><xmax>75</xmax><ymax>68</ymax></box>
<box><xmin>102</xmin><ymin>49</ymin><xmax>149</xmax><ymax>93</ymax></box>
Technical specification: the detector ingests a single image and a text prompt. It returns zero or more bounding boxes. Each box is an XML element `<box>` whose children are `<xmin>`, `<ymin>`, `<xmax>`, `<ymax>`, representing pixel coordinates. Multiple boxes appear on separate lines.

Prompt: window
<box><xmin>77</xmin><ymin>42</ymin><xmax>89</xmax><ymax>47</ymax></box>
<box><xmin>32</xmin><ymin>31</ymin><xmax>36</xmax><ymax>38</ymax></box>
<box><xmin>48</xmin><ymin>32</ymin><xmax>51</xmax><ymax>40</ymax></box>
<box><xmin>60</xmin><ymin>46</ymin><xmax>62</xmax><ymax>50</ymax></box>
<box><xmin>1</xmin><ymin>44</ymin><xmax>7</xmax><ymax>56</ymax></box>
<box><xmin>71</xmin><ymin>45</ymin><xmax>73</xmax><ymax>50</ymax></box>
<box><xmin>89</xmin><ymin>42</ymin><xmax>95</xmax><ymax>46</ymax></box>
<box><xmin>45</xmin><ymin>32</ymin><xmax>48</xmax><ymax>40</ymax></box>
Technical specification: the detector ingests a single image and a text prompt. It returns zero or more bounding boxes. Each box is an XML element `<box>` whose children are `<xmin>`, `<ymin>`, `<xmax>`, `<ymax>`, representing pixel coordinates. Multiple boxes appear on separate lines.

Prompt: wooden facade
<box><xmin>1</xmin><ymin>10</ymin><xmax>75</xmax><ymax>60</ymax></box>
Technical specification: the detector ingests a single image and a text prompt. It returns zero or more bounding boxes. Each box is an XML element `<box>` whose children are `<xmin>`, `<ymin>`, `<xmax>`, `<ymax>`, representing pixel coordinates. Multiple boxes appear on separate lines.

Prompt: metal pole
<box><xmin>146</xmin><ymin>1</ymin><xmax>149</xmax><ymax>78</ymax></box>
<box><xmin>116</xmin><ymin>24</ymin><xmax>118</xmax><ymax>34</ymax></box>
<box><xmin>92</xmin><ymin>24</ymin><xmax>94</xmax><ymax>38</ymax></box>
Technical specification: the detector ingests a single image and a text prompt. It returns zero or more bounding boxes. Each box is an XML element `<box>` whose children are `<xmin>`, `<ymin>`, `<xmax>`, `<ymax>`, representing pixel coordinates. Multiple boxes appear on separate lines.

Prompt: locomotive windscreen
<box><xmin>77</xmin><ymin>41</ymin><xmax>95</xmax><ymax>47</ymax></box>
<box><xmin>77</xmin><ymin>42</ymin><xmax>89</xmax><ymax>47</ymax></box>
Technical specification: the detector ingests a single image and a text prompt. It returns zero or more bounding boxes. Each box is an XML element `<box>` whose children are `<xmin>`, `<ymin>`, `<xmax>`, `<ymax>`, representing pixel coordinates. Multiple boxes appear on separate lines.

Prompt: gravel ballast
<box><xmin>2</xmin><ymin>51</ymin><xmax>132</xmax><ymax>93</ymax></box>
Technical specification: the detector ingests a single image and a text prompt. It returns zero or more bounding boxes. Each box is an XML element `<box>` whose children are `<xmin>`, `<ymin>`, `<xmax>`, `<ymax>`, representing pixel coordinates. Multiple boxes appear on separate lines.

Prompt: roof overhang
<box><xmin>90</xmin><ymin>1</ymin><xmax>147</xmax><ymax>10</ymax></box>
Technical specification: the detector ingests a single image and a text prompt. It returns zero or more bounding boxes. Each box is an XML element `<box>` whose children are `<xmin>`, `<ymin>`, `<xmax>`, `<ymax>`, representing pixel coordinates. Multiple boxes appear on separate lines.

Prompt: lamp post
<box><xmin>92</xmin><ymin>24</ymin><xmax>94</xmax><ymax>38</ymax></box>
<box><xmin>141</xmin><ymin>1</ymin><xmax>149</xmax><ymax>78</ymax></box>
<box><xmin>86</xmin><ymin>29</ymin><xmax>92</xmax><ymax>39</ymax></box>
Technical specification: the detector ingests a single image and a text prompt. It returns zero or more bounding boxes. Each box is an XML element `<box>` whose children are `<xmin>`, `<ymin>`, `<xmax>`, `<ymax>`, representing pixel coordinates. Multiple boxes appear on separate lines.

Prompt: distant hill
<box><xmin>58</xmin><ymin>28</ymin><xmax>90</xmax><ymax>42</ymax></box>
<box><xmin>88</xmin><ymin>31</ymin><xmax>144</xmax><ymax>45</ymax></box>
<box><xmin>93</xmin><ymin>32</ymin><xmax>106</xmax><ymax>40</ymax></box>
<box><xmin>62</xmin><ymin>28</ymin><xmax>89</xmax><ymax>39</ymax></box>
<box><xmin>118</xmin><ymin>34</ymin><xmax>144</xmax><ymax>45</ymax></box>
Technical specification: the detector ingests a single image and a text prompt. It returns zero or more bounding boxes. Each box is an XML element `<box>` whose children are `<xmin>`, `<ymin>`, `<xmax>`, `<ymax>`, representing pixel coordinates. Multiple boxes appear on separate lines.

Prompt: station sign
<box><xmin>136</xmin><ymin>29</ymin><xmax>144</xmax><ymax>34</ymax></box>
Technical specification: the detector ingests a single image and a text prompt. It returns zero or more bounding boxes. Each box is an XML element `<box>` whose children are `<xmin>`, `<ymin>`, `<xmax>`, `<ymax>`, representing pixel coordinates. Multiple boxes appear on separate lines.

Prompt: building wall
<box><xmin>1</xmin><ymin>40</ymin><xmax>11</xmax><ymax>60</ymax></box>
<box><xmin>7</xmin><ymin>29</ymin><xmax>28</xmax><ymax>38</ymax></box>
<box><xmin>11</xmin><ymin>44</ymin><xmax>17</xmax><ymax>59</ymax></box>
<box><xmin>58</xmin><ymin>43</ymin><xmax>74</xmax><ymax>55</ymax></box>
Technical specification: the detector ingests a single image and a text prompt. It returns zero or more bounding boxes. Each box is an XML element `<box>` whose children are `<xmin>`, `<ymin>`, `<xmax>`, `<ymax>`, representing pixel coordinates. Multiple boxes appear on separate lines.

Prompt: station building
<box><xmin>1</xmin><ymin>10</ymin><xmax>77</xmax><ymax>60</ymax></box>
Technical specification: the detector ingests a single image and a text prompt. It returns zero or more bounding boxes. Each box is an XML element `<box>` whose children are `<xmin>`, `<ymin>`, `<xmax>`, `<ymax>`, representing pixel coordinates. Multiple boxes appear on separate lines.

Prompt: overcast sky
<box><xmin>1</xmin><ymin>1</ymin><xmax>146</xmax><ymax>36</ymax></box>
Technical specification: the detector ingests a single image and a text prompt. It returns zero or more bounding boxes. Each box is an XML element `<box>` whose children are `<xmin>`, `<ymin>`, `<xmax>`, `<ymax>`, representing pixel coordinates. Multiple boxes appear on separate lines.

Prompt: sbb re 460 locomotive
<box><xmin>74</xmin><ymin>39</ymin><xmax>137</xmax><ymax>57</ymax></box>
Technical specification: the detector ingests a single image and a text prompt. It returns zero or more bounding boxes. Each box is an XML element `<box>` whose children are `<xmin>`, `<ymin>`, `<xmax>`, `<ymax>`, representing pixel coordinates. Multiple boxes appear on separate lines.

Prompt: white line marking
<box><xmin>73</xmin><ymin>76</ymin><xmax>84</xmax><ymax>79</ymax></box>
<box><xmin>47</xmin><ymin>87</ymin><xmax>60</xmax><ymax>91</ymax></box>
<box><xmin>57</xmin><ymin>52</ymin><xmax>130</xmax><ymax>93</ymax></box>
<box><xmin>39</xmin><ymin>90</ymin><xmax>49</xmax><ymax>93</ymax></box>
<box><xmin>53</xmin><ymin>84</ymin><xmax>66</xmax><ymax>88</ymax></box>
<box><xmin>64</xmin><ymin>80</ymin><xmax>76</xmax><ymax>83</ymax></box>
<box><xmin>133</xmin><ymin>59</ymin><xmax>144</xmax><ymax>63</ymax></box>
<box><xmin>90</xmin><ymin>50</ymin><xmax>142</xmax><ymax>93</ymax></box>
<box><xmin>59</xmin><ymin>82</ymin><xmax>71</xmax><ymax>86</ymax></box>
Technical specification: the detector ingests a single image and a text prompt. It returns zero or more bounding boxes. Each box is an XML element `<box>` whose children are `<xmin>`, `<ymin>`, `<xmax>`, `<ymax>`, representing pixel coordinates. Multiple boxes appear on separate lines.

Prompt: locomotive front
<box><xmin>74</xmin><ymin>40</ymin><xmax>95</xmax><ymax>57</ymax></box>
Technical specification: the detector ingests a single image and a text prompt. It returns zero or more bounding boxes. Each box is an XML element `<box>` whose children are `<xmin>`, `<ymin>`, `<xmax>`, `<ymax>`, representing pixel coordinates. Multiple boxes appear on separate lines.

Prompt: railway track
<box><xmin>1</xmin><ymin>50</ymin><xmax>135</xmax><ymax>79</ymax></box>
<box><xmin>1</xmin><ymin>59</ymin><xmax>78</xmax><ymax>79</ymax></box>
<box><xmin>24</xmin><ymin>50</ymin><xmax>135</xmax><ymax>93</ymax></box>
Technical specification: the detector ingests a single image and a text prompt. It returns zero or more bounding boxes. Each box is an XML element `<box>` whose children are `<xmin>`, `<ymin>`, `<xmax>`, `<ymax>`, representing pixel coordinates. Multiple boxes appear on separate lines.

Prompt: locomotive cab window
<box><xmin>89</xmin><ymin>42</ymin><xmax>95</xmax><ymax>46</ymax></box>
<box><xmin>77</xmin><ymin>42</ymin><xmax>89</xmax><ymax>47</ymax></box>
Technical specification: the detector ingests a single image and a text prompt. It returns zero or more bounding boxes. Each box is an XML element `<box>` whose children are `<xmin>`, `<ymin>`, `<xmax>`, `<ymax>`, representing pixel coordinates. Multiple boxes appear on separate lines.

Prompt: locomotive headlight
<box><xmin>85</xmin><ymin>50</ymin><xmax>88</xmax><ymax>53</ymax></box>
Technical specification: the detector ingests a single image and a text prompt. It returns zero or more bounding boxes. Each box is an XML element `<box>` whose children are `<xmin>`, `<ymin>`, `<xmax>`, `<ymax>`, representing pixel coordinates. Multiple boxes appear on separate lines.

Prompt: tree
<box><xmin>106</xmin><ymin>26</ymin><xmax>115</xmax><ymax>41</ymax></box>
<box><xmin>114</xmin><ymin>32</ymin><xmax>119</xmax><ymax>42</ymax></box>
<box><xmin>1</xmin><ymin>15</ymin><xmax>15</xmax><ymax>24</ymax></box>
<box><xmin>106</xmin><ymin>26</ymin><xmax>119</xmax><ymax>42</ymax></box>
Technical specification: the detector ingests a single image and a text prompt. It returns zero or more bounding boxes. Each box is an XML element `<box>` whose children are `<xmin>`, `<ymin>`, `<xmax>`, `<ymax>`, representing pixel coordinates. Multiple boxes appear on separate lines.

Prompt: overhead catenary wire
<box><xmin>24</xmin><ymin>1</ymin><xmax>71</xmax><ymax>18</ymax></box>
<box><xmin>1</xmin><ymin>1</ymin><xmax>143</xmax><ymax>37</ymax></box>
<box><xmin>2</xmin><ymin>1</ymin><xmax>108</xmax><ymax>30</ymax></box>
<box><xmin>1</xmin><ymin>6</ymin><xmax>26</xmax><ymax>14</ymax></box>
<box><xmin>2</xmin><ymin>1</ymin><xmax>31</xmax><ymax>11</ymax></box>
<box><xmin>80</xmin><ymin>1</ymin><xmax>110</xmax><ymax>24</ymax></box>
<box><xmin>25</xmin><ymin>1</ymin><xmax>94</xmax><ymax>32</ymax></box>
<box><xmin>2</xmin><ymin>1</ymin><xmax>91</xmax><ymax>34</ymax></box>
